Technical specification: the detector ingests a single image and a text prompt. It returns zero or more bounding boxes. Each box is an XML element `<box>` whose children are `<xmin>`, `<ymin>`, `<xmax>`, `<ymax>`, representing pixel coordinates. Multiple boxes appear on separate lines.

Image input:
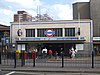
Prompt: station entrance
<box><xmin>17</xmin><ymin>40</ymin><xmax>83</xmax><ymax>57</ymax></box>
<box><xmin>38</xmin><ymin>43</ymin><xmax>75</xmax><ymax>56</ymax></box>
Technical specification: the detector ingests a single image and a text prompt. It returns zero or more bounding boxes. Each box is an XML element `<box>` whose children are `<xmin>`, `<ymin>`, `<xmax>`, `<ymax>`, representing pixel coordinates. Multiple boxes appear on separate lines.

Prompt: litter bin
<box><xmin>16</xmin><ymin>50</ymin><xmax>21</xmax><ymax>59</ymax></box>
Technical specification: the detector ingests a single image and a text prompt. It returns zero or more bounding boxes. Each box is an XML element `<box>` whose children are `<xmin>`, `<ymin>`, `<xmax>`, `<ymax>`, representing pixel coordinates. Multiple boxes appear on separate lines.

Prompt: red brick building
<box><xmin>14</xmin><ymin>11</ymin><xmax>32</xmax><ymax>22</ymax></box>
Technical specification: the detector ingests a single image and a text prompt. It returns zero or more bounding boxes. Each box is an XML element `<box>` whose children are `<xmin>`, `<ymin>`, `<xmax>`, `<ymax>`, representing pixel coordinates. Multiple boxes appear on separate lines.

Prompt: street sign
<box><xmin>6</xmin><ymin>40</ymin><xmax>9</xmax><ymax>44</ymax></box>
<box><xmin>1</xmin><ymin>38</ymin><xmax>5</xmax><ymax>41</ymax></box>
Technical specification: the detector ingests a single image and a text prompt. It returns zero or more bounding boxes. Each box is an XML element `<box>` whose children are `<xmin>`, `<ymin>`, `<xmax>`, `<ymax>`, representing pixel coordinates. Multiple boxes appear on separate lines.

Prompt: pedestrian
<box><xmin>33</xmin><ymin>48</ymin><xmax>38</xmax><ymax>58</ymax></box>
<box><xmin>75</xmin><ymin>48</ymin><xmax>78</xmax><ymax>58</ymax></box>
<box><xmin>48</xmin><ymin>49</ymin><xmax>52</xmax><ymax>59</ymax></box>
<box><xmin>42</xmin><ymin>47</ymin><xmax>47</xmax><ymax>59</ymax></box>
<box><xmin>55</xmin><ymin>51</ymin><xmax>58</xmax><ymax>59</ymax></box>
<box><xmin>60</xmin><ymin>48</ymin><xmax>64</xmax><ymax>58</ymax></box>
<box><xmin>69</xmin><ymin>48</ymin><xmax>72</xmax><ymax>58</ymax></box>
<box><xmin>71</xmin><ymin>47</ymin><xmax>75</xmax><ymax>59</ymax></box>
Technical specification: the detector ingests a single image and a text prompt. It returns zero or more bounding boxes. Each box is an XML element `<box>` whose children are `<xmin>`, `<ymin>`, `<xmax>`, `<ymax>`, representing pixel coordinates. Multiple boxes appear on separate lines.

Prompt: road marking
<box><xmin>15</xmin><ymin>71</ymin><xmax>40</xmax><ymax>74</ymax></box>
<box><xmin>5</xmin><ymin>71</ymin><xmax>15</xmax><ymax>75</ymax></box>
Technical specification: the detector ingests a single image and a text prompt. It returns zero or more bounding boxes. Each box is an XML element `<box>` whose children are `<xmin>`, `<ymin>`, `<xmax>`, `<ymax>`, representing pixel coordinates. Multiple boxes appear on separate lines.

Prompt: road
<box><xmin>0</xmin><ymin>71</ymin><xmax>100</xmax><ymax>75</ymax></box>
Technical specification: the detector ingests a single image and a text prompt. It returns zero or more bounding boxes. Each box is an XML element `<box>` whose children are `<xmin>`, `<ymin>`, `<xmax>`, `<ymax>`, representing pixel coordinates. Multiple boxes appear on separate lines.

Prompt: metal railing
<box><xmin>0</xmin><ymin>51</ymin><xmax>100</xmax><ymax>68</ymax></box>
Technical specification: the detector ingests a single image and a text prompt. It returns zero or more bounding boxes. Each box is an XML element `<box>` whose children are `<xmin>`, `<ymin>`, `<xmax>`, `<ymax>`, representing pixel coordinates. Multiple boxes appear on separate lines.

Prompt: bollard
<box><xmin>21</xmin><ymin>51</ymin><xmax>25</xmax><ymax>67</ymax></box>
<box><xmin>61</xmin><ymin>53</ymin><xmax>64</xmax><ymax>68</ymax></box>
<box><xmin>0</xmin><ymin>52</ymin><xmax>1</xmax><ymax>64</ymax></box>
<box><xmin>32</xmin><ymin>52</ymin><xmax>36</xmax><ymax>67</ymax></box>
<box><xmin>92</xmin><ymin>50</ymin><xmax>94</xmax><ymax>68</ymax></box>
<box><xmin>14</xmin><ymin>52</ymin><xmax>16</xmax><ymax>68</ymax></box>
<box><xmin>24</xmin><ymin>52</ymin><xmax>28</xmax><ymax>66</ymax></box>
<box><xmin>24</xmin><ymin>52</ymin><xmax>28</xmax><ymax>59</ymax></box>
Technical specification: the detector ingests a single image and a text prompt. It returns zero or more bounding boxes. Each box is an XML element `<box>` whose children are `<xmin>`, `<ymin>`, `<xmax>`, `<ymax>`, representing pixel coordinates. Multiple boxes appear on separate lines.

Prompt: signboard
<box><xmin>6</xmin><ymin>40</ymin><xmax>9</xmax><ymax>44</ymax></box>
<box><xmin>76</xmin><ymin>44</ymin><xmax>83</xmax><ymax>50</ymax></box>
<box><xmin>17</xmin><ymin>29</ymin><xmax>22</xmax><ymax>36</ymax></box>
<box><xmin>44</xmin><ymin>29</ymin><xmax>55</xmax><ymax>37</ymax></box>
<box><xmin>93</xmin><ymin>37</ymin><xmax>100</xmax><ymax>41</ymax></box>
<box><xmin>16</xmin><ymin>37</ymin><xmax>85</xmax><ymax>41</ymax></box>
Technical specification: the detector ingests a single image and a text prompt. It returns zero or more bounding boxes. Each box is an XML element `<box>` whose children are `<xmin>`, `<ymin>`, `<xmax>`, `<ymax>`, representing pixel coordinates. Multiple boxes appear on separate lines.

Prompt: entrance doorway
<box><xmin>42</xmin><ymin>43</ymin><xmax>75</xmax><ymax>56</ymax></box>
<box><xmin>26</xmin><ymin>43</ymin><xmax>76</xmax><ymax>57</ymax></box>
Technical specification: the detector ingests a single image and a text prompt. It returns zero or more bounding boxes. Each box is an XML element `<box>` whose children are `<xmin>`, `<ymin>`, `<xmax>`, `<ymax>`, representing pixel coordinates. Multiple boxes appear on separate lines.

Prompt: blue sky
<box><xmin>0</xmin><ymin>0</ymin><xmax>89</xmax><ymax>26</ymax></box>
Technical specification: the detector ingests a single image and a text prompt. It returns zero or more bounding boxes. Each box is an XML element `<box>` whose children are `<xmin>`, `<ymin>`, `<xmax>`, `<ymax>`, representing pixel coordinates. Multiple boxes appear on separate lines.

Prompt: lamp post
<box><xmin>90</xmin><ymin>20</ymin><xmax>93</xmax><ymax>52</ymax></box>
<box><xmin>78</xmin><ymin>12</ymin><xmax>81</xmax><ymax>39</ymax></box>
<box><xmin>90</xmin><ymin>20</ymin><xmax>94</xmax><ymax>68</ymax></box>
<box><xmin>12</xmin><ymin>43</ymin><xmax>16</xmax><ymax>52</ymax></box>
<box><xmin>0</xmin><ymin>39</ymin><xmax>4</xmax><ymax>64</ymax></box>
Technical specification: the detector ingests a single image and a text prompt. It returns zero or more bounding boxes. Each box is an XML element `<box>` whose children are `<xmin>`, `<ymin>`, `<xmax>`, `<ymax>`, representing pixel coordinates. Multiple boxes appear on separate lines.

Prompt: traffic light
<box><xmin>78</xmin><ymin>28</ymin><xmax>80</xmax><ymax>35</ymax></box>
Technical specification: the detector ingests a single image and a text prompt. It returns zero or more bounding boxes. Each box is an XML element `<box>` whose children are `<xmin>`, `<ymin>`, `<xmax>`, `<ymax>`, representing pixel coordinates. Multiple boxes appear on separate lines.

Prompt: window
<box><xmin>53</xmin><ymin>28</ymin><xmax>62</xmax><ymax>37</ymax></box>
<box><xmin>26</xmin><ymin>29</ymin><xmax>35</xmax><ymax>37</ymax></box>
<box><xmin>65</xmin><ymin>28</ymin><xmax>75</xmax><ymax>36</ymax></box>
<box><xmin>37</xmin><ymin>29</ymin><xmax>45</xmax><ymax>37</ymax></box>
<box><xmin>17</xmin><ymin>44</ymin><xmax>25</xmax><ymax>51</ymax></box>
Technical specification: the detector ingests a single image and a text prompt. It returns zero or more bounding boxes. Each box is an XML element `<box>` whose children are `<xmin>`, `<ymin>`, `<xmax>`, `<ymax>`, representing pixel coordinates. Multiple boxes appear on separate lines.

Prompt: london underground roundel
<box><xmin>44</xmin><ymin>29</ymin><xmax>55</xmax><ymax>37</ymax></box>
<box><xmin>17</xmin><ymin>29</ymin><xmax>22</xmax><ymax>36</ymax></box>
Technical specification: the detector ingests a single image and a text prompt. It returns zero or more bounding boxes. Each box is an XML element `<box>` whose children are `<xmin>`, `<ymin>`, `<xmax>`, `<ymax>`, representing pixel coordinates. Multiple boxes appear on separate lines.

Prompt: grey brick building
<box><xmin>73</xmin><ymin>2</ymin><xmax>90</xmax><ymax>19</ymax></box>
<box><xmin>73</xmin><ymin>0</ymin><xmax>100</xmax><ymax>55</ymax></box>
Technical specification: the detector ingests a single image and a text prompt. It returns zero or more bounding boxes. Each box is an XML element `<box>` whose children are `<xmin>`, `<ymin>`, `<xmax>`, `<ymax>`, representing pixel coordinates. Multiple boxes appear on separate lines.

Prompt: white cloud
<box><xmin>3</xmin><ymin>9</ymin><xmax>13</xmax><ymax>15</ymax></box>
<box><xmin>49</xmin><ymin>4</ymin><xmax>72</xmax><ymax>20</ymax></box>
<box><xmin>28</xmin><ymin>10</ymin><xmax>37</xmax><ymax>16</ymax></box>
<box><xmin>5</xmin><ymin>0</ymin><xmax>42</xmax><ymax>9</ymax></box>
<box><xmin>72</xmin><ymin>0</ymin><xmax>90</xmax><ymax>3</ymax></box>
<box><xmin>0</xmin><ymin>0</ymin><xmax>90</xmax><ymax>26</ymax></box>
<box><xmin>0</xmin><ymin>8</ymin><xmax>15</xmax><ymax>16</ymax></box>
<box><xmin>0</xmin><ymin>8</ymin><xmax>15</xmax><ymax>25</ymax></box>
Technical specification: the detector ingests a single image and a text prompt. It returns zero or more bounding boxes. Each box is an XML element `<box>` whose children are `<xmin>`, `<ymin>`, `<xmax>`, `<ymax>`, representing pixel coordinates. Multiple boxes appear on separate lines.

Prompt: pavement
<box><xmin>0</xmin><ymin>65</ymin><xmax>100</xmax><ymax>73</ymax></box>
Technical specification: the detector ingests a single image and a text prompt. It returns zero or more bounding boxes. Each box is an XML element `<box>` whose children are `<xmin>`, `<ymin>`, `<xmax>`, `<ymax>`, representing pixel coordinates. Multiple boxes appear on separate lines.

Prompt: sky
<box><xmin>0</xmin><ymin>0</ymin><xmax>89</xmax><ymax>26</ymax></box>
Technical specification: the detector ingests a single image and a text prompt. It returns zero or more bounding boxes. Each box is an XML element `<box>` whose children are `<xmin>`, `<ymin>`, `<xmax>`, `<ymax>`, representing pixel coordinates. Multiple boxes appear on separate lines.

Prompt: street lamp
<box><xmin>78</xmin><ymin>12</ymin><xmax>81</xmax><ymax>39</ymax></box>
<box><xmin>90</xmin><ymin>20</ymin><xmax>93</xmax><ymax>52</ymax></box>
<box><xmin>12</xmin><ymin>43</ymin><xmax>16</xmax><ymax>51</ymax></box>
<box><xmin>12</xmin><ymin>44</ymin><xmax>15</xmax><ymax>48</ymax></box>
<box><xmin>90</xmin><ymin>20</ymin><xmax>94</xmax><ymax>68</ymax></box>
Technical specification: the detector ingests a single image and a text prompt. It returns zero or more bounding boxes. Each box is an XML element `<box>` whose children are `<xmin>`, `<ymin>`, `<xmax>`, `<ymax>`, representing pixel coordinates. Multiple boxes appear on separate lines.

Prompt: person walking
<box><xmin>69</xmin><ymin>48</ymin><xmax>72</xmax><ymax>58</ymax></box>
<box><xmin>71</xmin><ymin>47</ymin><xmax>75</xmax><ymax>59</ymax></box>
<box><xmin>55</xmin><ymin>51</ymin><xmax>58</xmax><ymax>59</ymax></box>
<box><xmin>48</xmin><ymin>49</ymin><xmax>52</xmax><ymax>59</ymax></box>
<box><xmin>75</xmin><ymin>48</ymin><xmax>78</xmax><ymax>58</ymax></box>
<box><xmin>42</xmin><ymin>47</ymin><xmax>47</xmax><ymax>59</ymax></box>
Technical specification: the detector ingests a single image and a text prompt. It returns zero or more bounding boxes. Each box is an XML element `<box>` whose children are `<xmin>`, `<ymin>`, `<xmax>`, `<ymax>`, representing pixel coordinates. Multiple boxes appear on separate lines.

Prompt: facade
<box><xmin>10</xmin><ymin>20</ymin><xmax>92</xmax><ymax>56</ymax></box>
<box><xmin>73</xmin><ymin>2</ymin><xmax>90</xmax><ymax>19</ymax></box>
<box><xmin>90</xmin><ymin>0</ymin><xmax>100</xmax><ymax>37</ymax></box>
<box><xmin>90</xmin><ymin>0</ymin><xmax>100</xmax><ymax>55</ymax></box>
<box><xmin>73</xmin><ymin>0</ymin><xmax>100</xmax><ymax>55</ymax></box>
<box><xmin>14</xmin><ymin>11</ymin><xmax>32</xmax><ymax>22</ymax></box>
<box><xmin>0</xmin><ymin>24</ymin><xmax>10</xmax><ymax>52</ymax></box>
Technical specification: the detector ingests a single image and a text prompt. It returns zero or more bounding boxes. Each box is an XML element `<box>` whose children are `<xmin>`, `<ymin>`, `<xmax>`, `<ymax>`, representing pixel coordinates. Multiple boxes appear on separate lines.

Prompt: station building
<box><xmin>10</xmin><ymin>19</ymin><xmax>92</xmax><ymax>56</ymax></box>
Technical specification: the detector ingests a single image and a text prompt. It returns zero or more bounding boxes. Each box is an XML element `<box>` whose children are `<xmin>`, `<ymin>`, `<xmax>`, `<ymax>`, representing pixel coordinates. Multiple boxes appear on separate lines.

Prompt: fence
<box><xmin>0</xmin><ymin>51</ymin><xmax>100</xmax><ymax>68</ymax></box>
